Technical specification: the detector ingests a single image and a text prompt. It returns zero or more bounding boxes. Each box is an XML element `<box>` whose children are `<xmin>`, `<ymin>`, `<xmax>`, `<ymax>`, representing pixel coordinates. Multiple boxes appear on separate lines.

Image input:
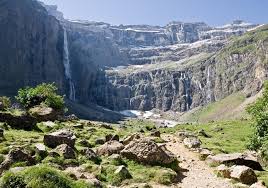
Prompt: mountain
<box><xmin>0</xmin><ymin>0</ymin><xmax>267</xmax><ymax>121</ymax></box>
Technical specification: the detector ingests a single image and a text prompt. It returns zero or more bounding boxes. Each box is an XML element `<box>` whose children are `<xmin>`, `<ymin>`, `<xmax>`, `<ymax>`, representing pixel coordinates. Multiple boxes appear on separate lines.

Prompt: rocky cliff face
<box><xmin>0</xmin><ymin>0</ymin><xmax>66</xmax><ymax>96</ymax></box>
<box><xmin>90</xmin><ymin>26</ymin><xmax>268</xmax><ymax>112</ymax></box>
<box><xmin>0</xmin><ymin>0</ymin><xmax>266</xmax><ymax>119</ymax></box>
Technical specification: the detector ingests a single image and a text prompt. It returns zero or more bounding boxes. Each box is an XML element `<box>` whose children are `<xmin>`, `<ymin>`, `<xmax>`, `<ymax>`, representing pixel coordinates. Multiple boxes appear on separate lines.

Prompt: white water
<box><xmin>63</xmin><ymin>28</ymin><xmax>76</xmax><ymax>101</ymax></box>
<box><xmin>207</xmin><ymin>66</ymin><xmax>212</xmax><ymax>102</ymax></box>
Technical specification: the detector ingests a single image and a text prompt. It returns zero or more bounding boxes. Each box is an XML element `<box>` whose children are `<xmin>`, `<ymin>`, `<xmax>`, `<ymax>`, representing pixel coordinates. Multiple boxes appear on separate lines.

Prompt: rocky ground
<box><xmin>0</xmin><ymin>104</ymin><xmax>267</xmax><ymax>187</ymax></box>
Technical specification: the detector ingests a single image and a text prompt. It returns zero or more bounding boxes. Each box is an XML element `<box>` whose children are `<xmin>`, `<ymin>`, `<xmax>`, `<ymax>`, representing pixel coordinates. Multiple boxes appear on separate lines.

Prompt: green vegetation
<box><xmin>164</xmin><ymin>120</ymin><xmax>253</xmax><ymax>154</ymax></box>
<box><xmin>0</xmin><ymin>166</ymin><xmax>94</xmax><ymax>188</ymax></box>
<box><xmin>0</xmin><ymin>96</ymin><xmax>11</xmax><ymax>110</ymax></box>
<box><xmin>246</xmin><ymin>82</ymin><xmax>268</xmax><ymax>160</ymax></box>
<box><xmin>16</xmin><ymin>83</ymin><xmax>64</xmax><ymax>110</ymax></box>
<box><xmin>219</xmin><ymin>24</ymin><xmax>268</xmax><ymax>58</ymax></box>
<box><xmin>181</xmin><ymin>92</ymin><xmax>247</xmax><ymax>123</ymax></box>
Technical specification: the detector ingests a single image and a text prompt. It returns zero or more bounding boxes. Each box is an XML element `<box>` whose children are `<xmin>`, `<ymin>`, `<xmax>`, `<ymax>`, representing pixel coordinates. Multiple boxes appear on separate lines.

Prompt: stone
<box><xmin>64</xmin><ymin>167</ymin><xmax>101</xmax><ymax>187</ymax></box>
<box><xmin>29</xmin><ymin>105</ymin><xmax>62</xmax><ymax>121</ymax></box>
<box><xmin>121</xmin><ymin>138</ymin><xmax>176</xmax><ymax>166</ymax></box>
<box><xmin>0</xmin><ymin>148</ymin><xmax>35</xmax><ymax>174</ymax></box>
<box><xmin>95</xmin><ymin>138</ymin><xmax>106</xmax><ymax>145</ymax></box>
<box><xmin>65</xmin><ymin>114</ymin><xmax>79</xmax><ymax>121</ymax></box>
<box><xmin>54</xmin><ymin>144</ymin><xmax>76</xmax><ymax>159</ymax></box>
<box><xmin>206</xmin><ymin>153</ymin><xmax>263</xmax><ymax>171</ymax></box>
<box><xmin>183</xmin><ymin>137</ymin><xmax>201</xmax><ymax>148</ymax></box>
<box><xmin>99</xmin><ymin>123</ymin><xmax>113</xmax><ymax>130</ymax></box>
<box><xmin>250</xmin><ymin>181</ymin><xmax>266</xmax><ymax>188</ymax></box>
<box><xmin>216</xmin><ymin>164</ymin><xmax>231</xmax><ymax>178</ymax></box>
<box><xmin>123</xmin><ymin>133</ymin><xmax>141</xmax><ymax>145</ymax></box>
<box><xmin>230</xmin><ymin>165</ymin><xmax>257</xmax><ymax>185</ymax></box>
<box><xmin>82</xmin><ymin>148</ymin><xmax>99</xmax><ymax>162</ymax></box>
<box><xmin>41</xmin><ymin>121</ymin><xmax>57</xmax><ymax>129</ymax></box>
<box><xmin>150</xmin><ymin>130</ymin><xmax>161</xmax><ymax>137</ymax></box>
<box><xmin>34</xmin><ymin>143</ymin><xmax>47</xmax><ymax>157</ymax></box>
<box><xmin>177</xmin><ymin>131</ymin><xmax>196</xmax><ymax>140</ymax></box>
<box><xmin>44</xmin><ymin>129</ymin><xmax>76</xmax><ymax>148</ymax></box>
<box><xmin>199</xmin><ymin>148</ymin><xmax>213</xmax><ymax>160</ymax></box>
<box><xmin>96</xmin><ymin>141</ymin><xmax>124</xmax><ymax>156</ymax></box>
<box><xmin>114</xmin><ymin>165</ymin><xmax>132</xmax><ymax>180</ymax></box>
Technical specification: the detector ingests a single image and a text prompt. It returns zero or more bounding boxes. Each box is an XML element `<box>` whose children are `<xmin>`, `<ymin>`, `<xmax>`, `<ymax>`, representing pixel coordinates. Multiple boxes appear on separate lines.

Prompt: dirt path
<box><xmin>161</xmin><ymin>134</ymin><xmax>233</xmax><ymax>188</ymax></box>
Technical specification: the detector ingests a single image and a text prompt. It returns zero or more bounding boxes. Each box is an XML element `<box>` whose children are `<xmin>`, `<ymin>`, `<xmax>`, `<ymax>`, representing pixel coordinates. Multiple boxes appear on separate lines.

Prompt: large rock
<box><xmin>123</xmin><ymin>133</ymin><xmax>141</xmax><ymax>145</ymax></box>
<box><xmin>34</xmin><ymin>143</ymin><xmax>47</xmax><ymax>158</ymax></box>
<box><xmin>121</xmin><ymin>138</ymin><xmax>176</xmax><ymax>166</ymax></box>
<box><xmin>54</xmin><ymin>144</ymin><xmax>76</xmax><ymax>159</ymax></box>
<box><xmin>96</xmin><ymin>140</ymin><xmax>124</xmax><ymax>156</ymax></box>
<box><xmin>0</xmin><ymin>111</ymin><xmax>37</xmax><ymax>130</ymax></box>
<box><xmin>44</xmin><ymin>129</ymin><xmax>76</xmax><ymax>148</ymax></box>
<box><xmin>250</xmin><ymin>181</ymin><xmax>266</xmax><ymax>188</ymax></box>
<box><xmin>114</xmin><ymin>165</ymin><xmax>132</xmax><ymax>180</ymax></box>
<box><xmin>183</xmin><ymin>137</ymin><xmax>201</xmax><ymax>148</ymax></box>
<box><xmin>230</xmin><ymin>165</ymin><xmax>257</xmax><ymax>185</ymax></box>
<box><xmin>206</xmin><ymin>153</ymin><xmax>263</xmax><ymax>171</ymax></box>
<box><xmin>0</xmin><ymin>149</ymin><xmax>35</xmax><ymax>174</ymax></box>
<box><xmin>29</xmin><ymin>105</ymin><xmax>62</xmax><ymax>121</ymax></box>
<box><xmin>216</xmin><ymin>164</ymin><xmax>231</xmax><ymax>178</ymax></box>
<box><xmin>81</xmin><ymin>148</ymin><xmax>99</xmax><ymax>162</ymax></box>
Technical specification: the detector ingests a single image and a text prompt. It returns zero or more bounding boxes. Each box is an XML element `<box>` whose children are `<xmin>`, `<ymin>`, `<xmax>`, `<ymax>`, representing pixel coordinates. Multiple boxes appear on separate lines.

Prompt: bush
<box><xmin>0</xmin><ymin>96</ymin><xmax>11</xmax><ymax>110</ymax></box>
<box><xmin>16</xmin><ymin>83</ymin><xmax>65</xmax><ymax>110</ymax></box>
<box><xmin>247</xmin><ymin>81</ymin><xmax>268</xmax><ymax>150</ymax></box>
<box><xmin>0</xmin><ymin>166</ymin><xmax>94</xmax><ymax>188</ymax></box>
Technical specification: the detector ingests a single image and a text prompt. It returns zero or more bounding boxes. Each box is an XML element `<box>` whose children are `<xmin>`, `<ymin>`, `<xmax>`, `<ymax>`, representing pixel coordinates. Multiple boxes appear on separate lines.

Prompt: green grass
<box><xmin>164</xmin><ymin>120</ymin><xmax>253</xmax><ymax>154</ymax></box>
<box><xmin>181</xmin><ymin>92</ymin><xmax>247</xmax><ymax>123</ymax></box>
<box><xmin>0</xmin><ymin>165</ymin><xmax>94</xmax><ymax>188</ymax></box>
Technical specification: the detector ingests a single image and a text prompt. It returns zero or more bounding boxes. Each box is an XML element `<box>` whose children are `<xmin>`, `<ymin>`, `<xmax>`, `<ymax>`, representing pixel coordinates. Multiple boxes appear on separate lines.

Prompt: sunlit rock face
<box><xmin>0</xmin><ymin>0</ymin><xmax>266</xmax><ymax>116</ymax></box>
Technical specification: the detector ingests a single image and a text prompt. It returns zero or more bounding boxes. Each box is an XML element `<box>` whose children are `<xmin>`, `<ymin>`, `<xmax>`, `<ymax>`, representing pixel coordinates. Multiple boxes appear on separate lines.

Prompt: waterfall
<box><xmin>207</xmin><ymin>66</ymin><xmax>212</xmax><ymax>102</ymax></box>
<box><xmin>63</xmin><ymin>28</ymin><xmax>76</xmax><ymax>101</ymax></box>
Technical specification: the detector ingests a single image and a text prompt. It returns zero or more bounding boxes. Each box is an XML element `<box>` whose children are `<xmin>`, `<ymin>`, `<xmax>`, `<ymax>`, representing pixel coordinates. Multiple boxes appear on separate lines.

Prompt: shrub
<box><xmin>247</xmin><ymin>81</ymin><xmax>268</xmax><ymax>150</ymax></box>
<box><xmin>0</xmin><ymin>166</ymin><xmax>94</xmax><ymax>188</ymax></box>
<box><xmin>16</xmin><ymin>83</ymin><xmax>64</xmax><ymax>110</ymax></box>
<box><xmin>0</xmin><ymin>96</ymin><xmax>11</xmax><ymax>110</ymax></box>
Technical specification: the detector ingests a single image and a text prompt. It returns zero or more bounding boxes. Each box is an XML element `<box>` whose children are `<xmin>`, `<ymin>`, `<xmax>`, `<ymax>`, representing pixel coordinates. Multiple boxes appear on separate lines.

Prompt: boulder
<box><xmin>41</xmin><ymin>121</ymin><xmax>57</xmax><ymax>129</ymax></box>
<box><xmin>44</xmin><ymin>129</ymin><xmax>76</xmax><ymax>148</ymax></box>
<box><xmin>121</xmin><ymin>138</ymin><xmax>176</xmax><ymax>166</ymax></box>
<box><xmin>0</xmin><ymin>111</ymin><xmax>37</xmax><ymax>130</ymax></box>
<box><xmin>81</xmin><ymin>148</ymin><xmax>99</xmax><ymax>162</ymax></box>
<box><xmin>64</xmin><ymin>114</ymin><xmax>79</xmax><ymax>121</ymax></box>
<box><xmin>250</xmin><ymin>181</ymin><xmax>266</xmax><ymax>188</ymax></box>
<box><xmin>54</xmin><ymin>144</ymin><xmax>76</xmax><ymax>159</ymax></box>
<box><xmin>0</xmin><ymin>148</ymin><xmax>35</xmax><ymax>174</ymax></box>
<box><xmin>114</xmin><ymin>165</ymin><xmax>132</xmax><ymax>180</ymax></box>
<box><xmin>183</xmin><ymin>137</ymin><xmax>201</xmax><ymax>148</ymax></box>
<box><xmin>230</xmin><ymin>165</ymin><xmax>257</xmax><ymax>185</ymax></box>
<box><xmin>177</xmin><ymin>131</ymin><xmax>196</xmax><ymax>141</ymax></box>
<box><xmin>34</xmin><ymin>143</ymin><xmax>47</xmax><ymax>157</ymax></box>
<box><xmin>123</xmin><ymin>133</ymin><xmax>141</xmax><ymax>145</ymax></box>
<box><xmin>206</xmin><ymin>153</ymin><xmax>263</xmax><ymax>171</ymax></box>
<box><xmin>99</xmin><ymin>123</ymin><xmax>113</xmax><ymax>130</ymax></box>
<box><xmin>216</xmin><ymin>164</ymin><xmax>231</xmax><ymax>178</ymax></box>
<box><xmin>199</xmin><ymin>148</ymin><xmax>213</xmax><ymax>160</ymax></box>
<box><xmin>150</xmin><ymin>130</ymin><xmax>161</xmax><ymax>137</ymax></box>
<box><xmin>29</xmin><ymin>105</ymin><xmax>62</xmax><ymax>121</ymax></box>
<box><xmin>95</xmin><ymin>138</ymin><xmax>106</xmax><ymax>145</ymax></box>
<box><xmin>97</xmin><ymin>141</ymin><xmax>124</xmax><ymax>156</ymax></box>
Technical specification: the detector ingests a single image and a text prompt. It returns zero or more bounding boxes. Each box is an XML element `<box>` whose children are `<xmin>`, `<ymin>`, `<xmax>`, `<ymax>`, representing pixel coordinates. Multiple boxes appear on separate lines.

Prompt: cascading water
<box><xmin>206</xmin><ymin>66</ymin><xmax>212</xmax><ymax>102</ymax></box>
<box><xmin>63</xmin><ymin>28</ymin><xmax>76</xmax><ymax>101</ymax></box>
<box><xmin>181</xmin><ymin>72</ymin><xmax>192</xmax><ymax>110</ymax></box>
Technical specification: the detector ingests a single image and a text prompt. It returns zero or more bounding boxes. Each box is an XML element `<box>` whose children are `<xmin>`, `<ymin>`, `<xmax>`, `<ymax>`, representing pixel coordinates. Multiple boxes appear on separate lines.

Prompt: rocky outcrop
<box><xmin>43</xmin><ymin>129</ymin><xmax>76</xmax><ymax>148</ymax></box>
<box><xmin>0</xmin><ymin>0</ymin><xmax>66</xmax><ymax>96</ymax></box>
<box><xmin>230</xmin><ymin>165</ymin><xmax>257</xmax><ymax>185</ymax></box>
<box><xmin>121</xmin><ymin>138</ymin><xmax>177</xmax><ymax>166</ymax></box>
<box><xmin>206</xmin><ymin>153</ymin><xmax>263</xmax><ymax>171</ymax></box>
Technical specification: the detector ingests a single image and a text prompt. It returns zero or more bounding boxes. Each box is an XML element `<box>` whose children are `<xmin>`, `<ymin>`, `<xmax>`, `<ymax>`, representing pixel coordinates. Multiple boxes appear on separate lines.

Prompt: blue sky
<box><xmin>40</xmin><ymin>0</ymin><xmax>268</xmax><ymax>26</ymax></box>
